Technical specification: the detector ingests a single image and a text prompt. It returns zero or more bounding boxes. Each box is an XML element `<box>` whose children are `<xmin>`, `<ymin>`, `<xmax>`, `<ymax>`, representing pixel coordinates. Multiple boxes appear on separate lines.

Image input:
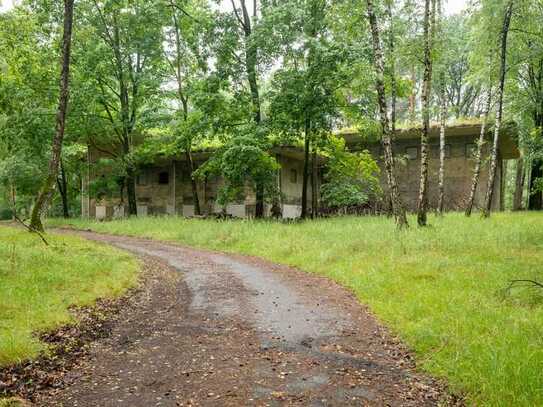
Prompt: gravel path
<box><xmin>40</xmin><ymin>230</ymin><xmax>447</xmax><ymax>406</ymax></box>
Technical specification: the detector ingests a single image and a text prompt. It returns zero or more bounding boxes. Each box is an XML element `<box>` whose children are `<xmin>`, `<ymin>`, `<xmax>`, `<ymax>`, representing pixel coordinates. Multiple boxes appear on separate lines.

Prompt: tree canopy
<box><xmin>0</xmin><ymin>0</ymin><xmax>541</xmax><ymax>223</ymax></box>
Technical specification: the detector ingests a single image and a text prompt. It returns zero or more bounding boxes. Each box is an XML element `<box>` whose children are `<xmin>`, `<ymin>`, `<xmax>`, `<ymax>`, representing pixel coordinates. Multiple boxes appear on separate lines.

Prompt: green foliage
<box><xmin>0</xmin><ymin>156</ymin><xmax>42</xmax><ymax>197</ymax></box>
<box><xmin>88</xmin><ymin>158</ymin><xmax>127</xmax><ymax>201</ymax></box>
<box><xmin>321</xmin><ymin>182</ymin><xmax>369</xmax><ymax>209</ymax></box>
<box><xmin>0</xmin><ymin>207</ymin><xmax>13</xmax><ymax>221</ymax></box>
<box><xmin>320</xmin><ymin>138</ymin><xmax>381</xmax><ymax>210</ymax></box>
<box><xmin>0</xmin><ymin>7</ymin><xmax>58</xmax><ymax>214</ymax></box>
<box><xmin>0</xmin><ymin>226</ymin><xmax>139</xmax><ymax>366</ymax></box>
<box><xmin>266</xmin><ymin>0</ymin><xmax>356</xmax><ymax>148</ymax></box>
<box><xmin>195</xmin><ymin>132</ymin><xmax>280</xmax><ymax>206</ymax></box>
<box><xmin>532</xmin><ymin>176</ymin><xmax>543</xmax><ymax>195</ymax></box>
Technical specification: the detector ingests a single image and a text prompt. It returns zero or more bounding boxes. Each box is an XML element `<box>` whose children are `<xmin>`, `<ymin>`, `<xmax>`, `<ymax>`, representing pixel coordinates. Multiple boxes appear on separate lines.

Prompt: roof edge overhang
<box><xmin>338</xmin><ymin>122</ymin><xmax>520</xmax><ymax>159</ymax></box>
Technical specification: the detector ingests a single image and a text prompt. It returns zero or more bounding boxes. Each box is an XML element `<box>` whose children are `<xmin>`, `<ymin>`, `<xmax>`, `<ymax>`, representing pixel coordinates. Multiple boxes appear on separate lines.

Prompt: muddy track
<box><xmin>40</xmin><ymin>230</ymin><xmax>449</xmax><ymax>406</ymax></box>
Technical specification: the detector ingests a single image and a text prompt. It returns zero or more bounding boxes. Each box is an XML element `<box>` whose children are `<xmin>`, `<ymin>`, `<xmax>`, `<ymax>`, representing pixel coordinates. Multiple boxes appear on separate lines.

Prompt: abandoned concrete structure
<box><xmin>82</xmin><ymin>146</ymin><xmax>320</xmax><ymax>220</ymax></box>
<box><xmin>82</xmin><ymin>123</ymin><xmax>518</xmax><ymax>219</ymax></box>
<box><xmin>341</xmin><ymin>122</ymin><xmax>519</xmax><ymax>212</ymax></box>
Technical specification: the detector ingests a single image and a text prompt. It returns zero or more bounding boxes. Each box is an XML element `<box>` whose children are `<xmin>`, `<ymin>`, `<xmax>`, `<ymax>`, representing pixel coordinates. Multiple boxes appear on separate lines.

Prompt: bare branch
<box><xmin>230</xmin><ymin>0</ymin><xmax>247</xmax><ymax>30</ymax></box>
<box><xmin>507</xmin><ymin>279</ymin><xmax>543</xmax><ymax>291</ymax></box>
<box><xmin>13</xmin><ymin>214</ymin><xmax>49</xmax><ymax>246</ymax></box>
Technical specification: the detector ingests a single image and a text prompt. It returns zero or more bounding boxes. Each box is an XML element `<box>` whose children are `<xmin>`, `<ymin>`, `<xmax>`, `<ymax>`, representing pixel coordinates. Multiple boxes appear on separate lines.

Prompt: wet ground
<box><xmin>38</xmin><ymin>231</ymin><xmax>448</xmax><ymax>406</ymax></box>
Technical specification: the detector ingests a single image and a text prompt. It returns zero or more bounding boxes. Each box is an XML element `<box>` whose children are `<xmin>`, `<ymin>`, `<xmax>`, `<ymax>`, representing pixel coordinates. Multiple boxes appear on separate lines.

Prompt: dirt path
<box><xmin>40</xmin><ymin>231</ymin><xmax>448</xmax><ymax>406</ymax></box>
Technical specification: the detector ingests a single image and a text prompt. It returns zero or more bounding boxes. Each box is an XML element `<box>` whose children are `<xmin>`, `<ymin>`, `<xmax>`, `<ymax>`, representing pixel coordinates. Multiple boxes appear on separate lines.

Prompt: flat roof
<box><xmin>338</xmin><ymin>122</ymin><xmax>519</xmax><ymax>159</ymax></box>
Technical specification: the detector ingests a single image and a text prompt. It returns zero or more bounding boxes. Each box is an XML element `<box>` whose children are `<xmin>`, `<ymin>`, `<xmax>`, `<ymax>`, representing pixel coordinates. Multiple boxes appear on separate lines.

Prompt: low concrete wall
<box><xmin>183</xmin><ymin>205</ymin><xmax>195</xmax><ymax>217</ymax></box>
<box><xmin>226</xmin><ymin>204</ymin><xmax>246</xmax><ymax>218</ymax></box>
<box><xmin>282</xmin><ymin>204</ymin><xmax>301</xmax><ymax>219</ymax></box>
<box><xmin>95</xmin><ymin>205</ymin><xmax>109</xmax><ymax>220</ymax></box>
<box><xmin>137</xmin><ymin>205</ymin><xmax>148</xmax><ymax>217</ymax></box>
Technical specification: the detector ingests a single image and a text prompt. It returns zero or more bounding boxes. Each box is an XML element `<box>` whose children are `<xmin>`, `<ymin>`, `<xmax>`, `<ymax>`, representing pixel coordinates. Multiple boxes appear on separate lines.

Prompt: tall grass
<box><xmin>0</xmin><ymin>226</ymin><xmax>139</xmax><ymax>367</ymax></box>
<box><xmin>49</xmin><ymin>213</ymin><xmax>543</xmax><ymax>406</ymax></box>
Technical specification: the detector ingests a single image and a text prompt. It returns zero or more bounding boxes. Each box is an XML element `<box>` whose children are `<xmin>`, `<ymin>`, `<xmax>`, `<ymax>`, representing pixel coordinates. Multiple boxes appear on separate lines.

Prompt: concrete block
<box><xmin>96</xmin><ymin>205</ymin><xmax>108</xmax><ymax>220</ymax></box>
<box><xmin>282</xmin><ymin>204</ymin><xmax>301</xmax><ymax>219</ymax></box>
<box><xmin>137</xmin><ymin>205</ymin><xmax>148</xmax><ymax>217</ymax></box>
<box><xmin>226</xmin><ymin>204</ymin><xmax>246</xmax><ymax>218</ymax></box>
<box><xmin>183</xmin><ymin>205</ymin><xmax>195</xmax><ymax>217</ymax></box>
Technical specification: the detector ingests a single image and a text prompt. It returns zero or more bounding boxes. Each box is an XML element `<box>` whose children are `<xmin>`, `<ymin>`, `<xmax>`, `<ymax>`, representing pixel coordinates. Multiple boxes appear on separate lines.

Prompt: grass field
<box><xmin>0</xmin><ymin>226</ymin><xmax>139</xmax><ymax>367</ymax></box>
<box><xmin>49</xmin><ymin>212</ymin><xmax>543</xmax><ymax>406</ymax></box>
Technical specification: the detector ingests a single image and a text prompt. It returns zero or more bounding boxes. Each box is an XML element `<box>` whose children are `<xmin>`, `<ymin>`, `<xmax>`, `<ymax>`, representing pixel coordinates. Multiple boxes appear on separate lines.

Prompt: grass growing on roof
<box><xmin>49</xmin><ymin>212</ymin><xmax>543</xmax><ymax>406</ymax></box>
<box><xmin>0</xmin><ymin>226</ymin><xmax>139</xmax><ymax>367</ymax></box>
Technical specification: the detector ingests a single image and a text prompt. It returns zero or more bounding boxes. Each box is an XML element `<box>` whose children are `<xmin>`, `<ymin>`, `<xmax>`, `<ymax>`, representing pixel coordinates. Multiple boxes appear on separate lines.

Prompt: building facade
<box><xmin>82</xmin><ymin>146</ymin><xmax>320</xmax><ymax>220</ymax></box>
<box><xmin>82</xmin><ymin>123</ymin><xmax>519</xmax><ymax>219</ymax></box>
<box><xmin>342</xmin><ymin>122</ymin><xmax>518</xmax><ymax>212</ymax></box>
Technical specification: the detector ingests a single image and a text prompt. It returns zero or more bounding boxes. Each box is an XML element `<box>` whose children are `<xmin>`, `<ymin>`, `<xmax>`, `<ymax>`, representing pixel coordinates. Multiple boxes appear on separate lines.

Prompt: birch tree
<box><xmin>416</xmin><ymin>0</ymin><xmax>435</xmax><ymax>226</ymax></box>
<box><xmin>436</xmin><ymin>0</ymin><xmax>446</xmax><ymax>215</ymax></box>
<box><xmin>465</xmin><ymin>88</ymin><xmax>491</xmax><ymax>217</ymax></box>
<box><xmin>437</xmin><ymin>90</ymin><xmax>447</xmax><ymax>214</ymax></box>
<box><xmin>366</xmin><ymin>0</ymin><xmax>408</xmax><ymax>229</ymax></box>
<box><xmin>512</xmin><ymin>157</ymin><xmax>525</xmax><ymax>210</ymax></box>
<box><xmin>482</xmin><ymin>0</ymin><xmax>514</xmax><ymax>217</ymax></box>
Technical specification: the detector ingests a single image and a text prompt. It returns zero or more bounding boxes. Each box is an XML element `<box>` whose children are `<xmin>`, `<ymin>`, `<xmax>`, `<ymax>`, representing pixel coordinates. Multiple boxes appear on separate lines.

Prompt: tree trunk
<box><xmin>186</xmin><ymin>150</ymin><xmax>201</xmax><ymax>216</ymax></box>
<box><xmin>437</xmin><ymin>91</ymin><xmax>447</xmax><ymax>215</ymax></box>
<box><xmin>301</xmin><ymin>116</ymin><xmax>311</xmax><ymax>220</ymax></box>
<box><xmin>528</xmin><ymin>159</ymin><xmax>543</xmax><ymax>210</ymax></box>
<box><xmin>239</xmin><ymin>0</ymin><xmax>261</xmax><ymax>125</ymax></box>
<box><xmin>385</xmin><ymin>0</ymin><xmax>397</xmax><ymax>220</ymax></box>
<box><xmin>417</xmin><ymin>0</ymin><xmax>435</xmax><ymax>227</ymax></box>
<box><xmin>119</xmin><ymin>177</ymin><xmax>125</xmax><ymax>204</ymax></box>
<box><xmin>125</xmin><ymin>165</ymin><xmax>137</xmax><ymax>216</ymax></box>
<box><xmin>10</xmin><ymin>183</ymin><xmax>16</xmax><ymax>220</ymax></box>
<box><xmin>311</xmin><ymin>147</ymin><xmax>318</xmax><ymax>218</ymax></box>
<box><xmin>255</xmin><ymin>184</ymin><xmax>264</xmax><ymax>218</ymax></box>
<box><xmin>483</xmin><ymin>0</ymin><xmax>514</xmax><ymax>217</ymax></box>
<box><xmin>513</xmin><ymin>158</ymin><xmax>525</xmax><ymax>210</ymax></box>
<box><xmin>465</xmin><ymin>90</ymin><xmax>491</xmax><ymax>216</ymax></box>
<box><xmin>366</xmin><ymin>0</ymin><xmax>408</xmax><ymax>229</ymax></box>
<box><xmin>29</xmin><ymin>0</ymin><xmax>74</xmax><ymax>232</ymax></box>
<box><xmin>386</xmin><ymin>1</ymin><xmax>396</xmax><ymax>134</ymax></box>
<box><xmin>57</xmin><ymin>160</ymin><xmax>70</xmax><ymax>218</ymax></box>
<box><xmin>122</xmin><ymin>135</ymin><xmax>138</xmax><ymax>216</ymax></box>
<box><xmin>169</xmin><ymin>1</ymin><xmax>201</xmax><ymax>217</ymax></box>
<box><xmin>500</xmin><ymin>159</ymin><xmax>507</xmax><ymax>211</ymax></box>
<box><xmin>237</xmin><ymin>0</ymin><xmax>264</xmax><ymax>218</ymax></box>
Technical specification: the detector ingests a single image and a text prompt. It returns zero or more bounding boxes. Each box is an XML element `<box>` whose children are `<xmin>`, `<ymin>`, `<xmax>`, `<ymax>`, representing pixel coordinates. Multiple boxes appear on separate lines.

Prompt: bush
<box><xmin>0</xmin><ymin>207</ymin><xmax>13</xmax><ymax>220</ymax></box>
<box><xmin>320</xmin><ymin>137</ymin><xmax>381</xmax><ymax>211</ymax></box>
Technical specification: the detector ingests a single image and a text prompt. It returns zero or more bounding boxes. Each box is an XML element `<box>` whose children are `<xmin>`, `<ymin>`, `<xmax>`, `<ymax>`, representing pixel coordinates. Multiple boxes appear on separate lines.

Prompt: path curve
<box><xmin>42</xmin><ymin>230</ymin><xmax>446</xmax><ymax>406</ymax></box>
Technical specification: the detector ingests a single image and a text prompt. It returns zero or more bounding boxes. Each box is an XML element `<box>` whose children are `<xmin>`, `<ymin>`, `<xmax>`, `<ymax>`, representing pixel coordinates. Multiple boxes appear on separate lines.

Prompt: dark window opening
<box><xmin>290</xmin><ymin>169</ymin><xmax>298</xmax><ymax>184</ymax></box>
<box><xmin>158</xmin><ymin>171</ymin><xmax>169</xmax><ymax>185</ymax></box>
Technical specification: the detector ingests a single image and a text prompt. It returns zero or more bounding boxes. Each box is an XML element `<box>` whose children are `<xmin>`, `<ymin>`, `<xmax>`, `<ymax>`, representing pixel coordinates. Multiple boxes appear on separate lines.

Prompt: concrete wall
<box><xmin>87</xmin><ymin>154</ymin><xmax>312</xmax><ymax>219</ymax></box>
<box><xmin>276</xmin><ymin>154</ymin><xmax>319</xmax><ymax>217</ymax></box>
<box><xmin>85</xmin><ymin>135</ymin><xmax>503</xmax><ymax>219</ymax></box>
<box><xmin>359</xmin><ymin>135</ymin><xmax>502</xmax><ymax>212</ymax></box>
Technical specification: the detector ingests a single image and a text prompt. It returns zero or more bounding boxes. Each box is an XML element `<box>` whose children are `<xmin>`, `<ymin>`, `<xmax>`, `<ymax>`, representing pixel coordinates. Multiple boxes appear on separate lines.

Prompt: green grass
<box><xmin>48</xmin><ymin>213</ymin><xmax>543</xmax><ymax>406</ymax></box>
<box><xmin>0</xmin><ymin>226</ymin><xmax>139</xmax><ymax>367</ymax></box>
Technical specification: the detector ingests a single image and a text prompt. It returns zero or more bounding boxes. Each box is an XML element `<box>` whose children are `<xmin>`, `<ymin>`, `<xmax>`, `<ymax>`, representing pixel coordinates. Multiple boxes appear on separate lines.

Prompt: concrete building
<box><xmin>341</xmin><ymin>122</ymin><xmax>519</xmax><ymax>212</ymax></box>
<box><xmin>82</xmin><ymin>123</ymin><xmax>519</xmax><ymax>219</ymax></box>
<box><xmin>82</xmin><ymin>146</ymin><xmax>320</xmax><ymax>220</ymax></box>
